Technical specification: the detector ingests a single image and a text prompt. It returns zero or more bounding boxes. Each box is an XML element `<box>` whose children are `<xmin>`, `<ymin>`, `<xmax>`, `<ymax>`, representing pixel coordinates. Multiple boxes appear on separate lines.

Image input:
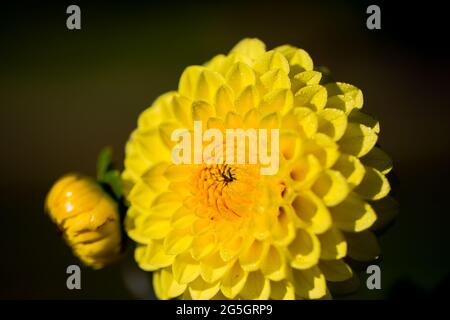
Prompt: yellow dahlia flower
<box><xmin>46</xmin><ymin>174</ymin><xmax>123</xmax><ymax>269</ymax></box>
<box><xmin>122</xmin><ymin>38</ymin><xmax>396</xmax><ymax>299</ymax></box>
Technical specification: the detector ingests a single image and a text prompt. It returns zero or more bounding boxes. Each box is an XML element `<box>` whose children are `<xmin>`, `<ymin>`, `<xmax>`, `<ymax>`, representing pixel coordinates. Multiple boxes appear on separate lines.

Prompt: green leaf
<box><xmin>97</xmin><ymin>146</ymin><xmax>113</xmax><ymax>181</ymax></box>
<box><xmin>103</xmin><ymin>170</ymin><xmax>123</xmax><ymax>199</ymax></box>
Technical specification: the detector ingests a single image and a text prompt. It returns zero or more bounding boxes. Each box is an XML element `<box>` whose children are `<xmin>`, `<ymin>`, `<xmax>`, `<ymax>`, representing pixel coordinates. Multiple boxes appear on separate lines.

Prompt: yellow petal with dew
<box><xmin>235</xmin><ymin>85</ymin><xmax>260</xmax><ymax>115</ymax></box>
<box><xmin>225</xmin><ymin>62</ymin><xmax>256</xmax><ymax>96</ymax></box>
<box><xmin>275</xmin><ymin>45</ymin><xmax>314</xmax><ymax>74</ymax></box>
<box><xmin>340</xmin><ymin>123</ymin><xmax>378</xmax><ymax>158</ymax></box>
<box><xmin>260</xmin><ymin>88</ymin><xmax>293</xmax><ymax>115</ymax></box>
<box><xmin>348</xmin><ymin>109</ymin><xmax>379</xmax><ymax>133</ymax></box>
<box><xmin>230</xmin><ymin>38</ymin><xmax>266</xmax><ymax>62</ymax></box>
<box><xmin>332</xmin><ymin>154</ymin><xmax>366</xmax><ymax>188</ymax></box>
<box><xmin>253</xmin><ymin>50</ymin><xmax>290</xmax><ymax>75</ymax></box>
<box><xmin>317</xmin><ymin>108</ymin><xmax>348</xmax><ymax>141</ymax></box>
<box><xmin>215</xmin><ymin>85</ymin><xmax>235</xmax><ymax>118</ymax></box>
<box><xmin>294</xmin><ymin>84</ymin><xmax>327</xmax><ymax>111</ymax></box>
<box><xmin>325</xmin><ymin>82</ymin><xmax>363</xmax><ymax>114</ymax></box>
<box><xmin>312</xmin><ymin>169</ymin><xmax>349</xmax><ymax>207</ymax></box>
<box><xmin>354</xmin><ymin>167</ymin><xmax>390</xmax><ymax>200</ymax></box>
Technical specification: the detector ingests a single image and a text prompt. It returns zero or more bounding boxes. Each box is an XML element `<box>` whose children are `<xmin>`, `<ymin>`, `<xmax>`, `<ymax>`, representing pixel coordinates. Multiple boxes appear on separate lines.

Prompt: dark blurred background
<box><xmin>0</xmin><ymin>0</ymin><xmax>449</xmax><ymax>299</ymax></box>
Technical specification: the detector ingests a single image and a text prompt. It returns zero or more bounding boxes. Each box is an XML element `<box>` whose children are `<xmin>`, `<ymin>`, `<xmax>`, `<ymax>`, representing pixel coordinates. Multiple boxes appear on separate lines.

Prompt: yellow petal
<box><xmin>138</xmin><ymin>92</ymin><xmax>176</xmax><ymax>130</ymax></box>
<box><xmin>348</xmin><ymin>109</ymin><xmax>379</xmax><ymax>133</ymax></box>
<box><xmin>275</xmin><ymin>45</ymin><xmax>314</xmax><ymax>74</ymax></box>
<box><xmin>302</xmin><ymin>133</ymin><xmax>339</xmax><ymax>169</ymax></box>
<box><xmin>317</xmin><ymin>227</ymin><xmax>347</xmax><ymax>260</ymax></box>
<box><xmin>170</xmin><ymin>206</ymin><xmax>198</xmax><ymax>229</ymax></box>
<box><xmin>317</xmin><ymin>108</ymin><xmax>348</xmax><ymax>141</ymax></box>
<box><xmin>325</xmin><ymin>82</ymin><xmax>363</xmax><ymax>114</ymax></box>
<box><xmin>292</xmin><ymin>70</ymin><xmax>322</xmax><ymax>92</ymax></box>
<box><xmin>225</xmin><ymin>62</ymin><xmax>256</xmax><ymax>95</ymax></box>
<box><xmin>261</xmin><ymin>246</ymin><xmax>287</xmax><ymax>281</ymax></box>
<box><xmin>230</xmin><ymin>38</ymin><xmax>266</xmax><ymax>61</ymax></box>
<box><xmin>215</xmin><ymin>85</ymin><xmax>235</xmax><ymax>118</ymax></box>
<box><xmin>220</xmin><ymin>234</ymin><xmax>243</xmax><ymax>262</ymax></box>
<box><xmin>191</xmin><ymin>233</ymin><xmax>217</xmax><ymax>260</ymax></box>
<box><xmin>158</xmin><ymin>268</ymin><xmax>187</xmax><ymax>299</ymax></box>
<box><xmin>192</xmin><ymin>100</ymin><xmax>214</xmax><ymax>123</ymax></box>
<box><xmin>289</xmin><ymin>228</ymin><xmax>321</xmax><ymax>270</ymax></box>
<box><xmin>339</xmin><ymin>123</ymin><xmax>378</xmax><ymax>158</ymax></box>
<box><xmin>330</xmin><ymin>194</ymin><xmax>377</xmax><ymax>232</ymax></box>
<box><xmin>294</xmin><ymin>84</ymin><xmax>327</xmax><ymax>111</ymax></box>
<box><xmin>135</xmin><ymin>241</ymin><xmax>174</xmax><ymax>271</ymax></box>
<box><xmin>172</xmin><ymin>252</ymin><xmax>201</xmax><ymax>284</ymax></box>
<box><xmin>345</xmin><ymin>231</ymin><xmax>381</xmax><ymax>261</ymax></box>
<box><xmin>259</xmin><ymin>88</ymin><xmax>293</xmax><ymax>115</ymax></box>
<box><xmin>271</xmin><ymin>205</ymin><xmax>296</xmax><ymax>246</ymax></box>
<box><xmin>312</xmin><ymin>169</ymin><xmax>349</xmax><ymax>207</ymax></box>
<box><xmin>239</xmin><ymin>239</ymin><xmax>270</xmax><ymax>271</ymax></box>
<box><xmin>163</xmin><ymin>227</ymin><xmax>193</xmax><ymax>255</ymax></box>
<box><xmin>221</xmin><ymin>261</ymin><xmax>248</xmax><ymax>299</ymax></box>
<box><xmin>239</xmin><ymin>271</ymin><xmax>271</xmax><ymax>300</ymax></box>
<box><xmin>129</xmin><ymin>211</ymin><xmax>170</xmax><ymax>241</ymax></box>
<box><xmin>171</xmin><ymin>94</ymin><xmax>192</xmax><ymax>127</ymax></box>
<box><xmin>243</xmin><ymin>108</ymin><xmax>262</xmax><ymax>128</ymax></box>
<box><xmin>200</xmin><ymin>252</ymin><xmax>233</xmax><ymax>284</ymax></box>
<box><xmin>141</xmin><ymin>163</ymin><xmax>171</xmax><ymax>191</ymax></box>
<box><xmin>259</xmin><ymin>112</ymin><xmax>280</xmax><ymax>129</ymax></box>
<box><xmin>179</xmin><ymin>66</ymin><xmax>225</xmax><ymax>104</ymax></box>
<box><xmin>224</xmin><ymin>111</ymin><xmax>243</xmax><ymax>129</ymax></box>
<box><xmin>235</xmin><ymin>85</ymin><xmax>260</xmax><ymax>115</ymax></box>
<box><xmin>188</xmin><ymin>277</ymin><xmax>221</xmax><ymax>300</ymax></box>
<box><xmin>291</xmin><ymin>191</ymin><xmax>332</xmax><ymax>234</ymax></box>
<box><xmin>253</xmin><ymin>50</ymin><xmax>290</xmax><ymax>75</ymax></box>
<box><xmin>134</xmin><ymin>129</ymin><xmax>172</xmax><ymax>165</ymax></box>
<box><xmin>260</xmin><ymin>69</ymin><xmax>291</xmax><ymax>92</ymax></box>
<box><xmin>332</xmin><ymin>154</ymin><xmax>366</xmax><ymax>188</ymax></box>
<box><xmin>292</xmin><ymin>107</ymin><xmax>318</xmax><ymax>138</ymax></box>
<box><xmin>292</xmin><ymin>266</ymin><xmax>326</xmax><ymax>299</ymax></box>
<box><xmin>319</xmin><ymin>259</ymin><xmax>353</xmax><ymax>282</ymax></box>
<box><xmin>354</xmin><ymin>167</ymin><xmax>390</xmax><ymax>200</ymax></box>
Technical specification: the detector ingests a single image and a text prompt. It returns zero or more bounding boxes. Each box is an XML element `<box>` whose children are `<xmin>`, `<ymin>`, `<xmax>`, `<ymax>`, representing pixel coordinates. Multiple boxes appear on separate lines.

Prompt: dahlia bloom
<box><xmin>122</xmin><ymin>38</ymin><xmax>396</xmax><ymax>299</ymax></box>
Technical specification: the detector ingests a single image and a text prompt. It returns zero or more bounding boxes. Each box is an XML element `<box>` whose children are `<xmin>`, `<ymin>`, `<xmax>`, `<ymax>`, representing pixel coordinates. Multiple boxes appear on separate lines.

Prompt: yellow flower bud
<box><xmin>46</xmin><ymin>173</ymin><xmax>123</xmax><ymax>269</ymax></box>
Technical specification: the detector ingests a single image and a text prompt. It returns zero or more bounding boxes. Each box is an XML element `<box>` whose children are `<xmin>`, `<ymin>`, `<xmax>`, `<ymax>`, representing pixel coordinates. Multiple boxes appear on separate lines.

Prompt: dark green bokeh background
<box><xmin>1</xmin><ymin>0</ymin><xmax>449</xmax><ymax>299</ymax></box>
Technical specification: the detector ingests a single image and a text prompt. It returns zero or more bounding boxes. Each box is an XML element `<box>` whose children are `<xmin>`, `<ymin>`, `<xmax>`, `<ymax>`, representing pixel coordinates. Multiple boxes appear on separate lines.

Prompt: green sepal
<box><xmin>96</xmin><ymin>146</ymin><xmax>123</xmax><ymax>200</ymax></box>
